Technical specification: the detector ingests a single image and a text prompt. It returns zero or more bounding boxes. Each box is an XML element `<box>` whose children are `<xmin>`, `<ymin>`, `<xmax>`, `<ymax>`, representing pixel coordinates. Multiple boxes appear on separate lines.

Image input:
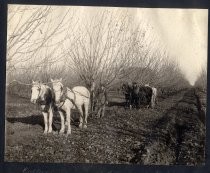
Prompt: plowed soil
<box><xmin>5</xmin><ymin>88</ymin><xmax>206</xmax><ymax>165</ymax></box>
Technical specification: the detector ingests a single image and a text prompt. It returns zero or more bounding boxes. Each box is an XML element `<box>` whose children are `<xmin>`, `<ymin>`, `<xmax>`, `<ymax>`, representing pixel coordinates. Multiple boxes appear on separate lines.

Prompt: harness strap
<box><xmin>55</xmin><ymin>87</ymin><xmax>67</xmax><ymax>109</ymax></box>
<box><xmin>56</xmin><ymin>101</ymin><xmax>65</xmax><ymax>109</ymax></box>
<box><xmin>55</xmin><ymin>87</ymin><xmax>76</xmax><ymax>110</ymax></box>
<box><xmin>69</xmin><ymin>88</ymin><xmax>90</xmax><ymax>99</ymax></box>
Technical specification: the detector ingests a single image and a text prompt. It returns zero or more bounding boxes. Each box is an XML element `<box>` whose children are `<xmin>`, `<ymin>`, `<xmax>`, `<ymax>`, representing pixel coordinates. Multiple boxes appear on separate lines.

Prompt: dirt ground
<box><xmin>5</xmin><ymin>88</ymin><xmax>206</xmax><ymax>165</ymax></box>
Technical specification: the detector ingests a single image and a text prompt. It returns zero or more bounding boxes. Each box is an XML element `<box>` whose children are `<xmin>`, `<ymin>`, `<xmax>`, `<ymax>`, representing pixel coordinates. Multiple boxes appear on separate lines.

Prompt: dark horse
<box><xmin>123</xmin><ymin>82</ymin><xmax>153</xmax><ymax>109</ymax></box>
<box><xmin>122</xmin><ymin>82</ymin><xmax>133</xmax><ymax>109</ymax></box>
<box><xmin>138</xmin><ymin>85</ymin><xmax>153</xmax><ymax>108</ymax></box>
<box><xmin>131</xmin><ymin>82</ymin><xmax>140</xmax><ymax>108</ymax></box>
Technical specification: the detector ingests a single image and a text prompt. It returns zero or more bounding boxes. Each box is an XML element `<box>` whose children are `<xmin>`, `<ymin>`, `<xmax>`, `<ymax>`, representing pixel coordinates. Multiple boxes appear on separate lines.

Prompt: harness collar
<box><xmin>55</xmin><ymin>100</ymin><xmax>65</xmax><ymax>109</ymax></box>
<box><xmin>54</xmin><ymin>86</ymin><xmax>75</xmax><ymax>110</ymax></box>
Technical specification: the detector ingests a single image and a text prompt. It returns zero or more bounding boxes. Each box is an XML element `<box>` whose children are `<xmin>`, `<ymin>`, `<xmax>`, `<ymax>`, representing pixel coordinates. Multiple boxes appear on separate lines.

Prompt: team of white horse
<box><xmin>30</xmin><ymin>79</ymin><xmax>157</xmax><ymax>135</ymax></box>
<box><xmin>31</xmin><ymin>78</ymin><xmax>90</xmax><ymax>135</ymax></box>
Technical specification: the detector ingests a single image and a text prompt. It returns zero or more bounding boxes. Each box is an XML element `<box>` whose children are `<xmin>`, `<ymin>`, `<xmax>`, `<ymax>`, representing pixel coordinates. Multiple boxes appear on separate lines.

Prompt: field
<box><xmin>5</xmin><ymin>88</ymin><xmax>206</xmax><ymax>165</ymax></box>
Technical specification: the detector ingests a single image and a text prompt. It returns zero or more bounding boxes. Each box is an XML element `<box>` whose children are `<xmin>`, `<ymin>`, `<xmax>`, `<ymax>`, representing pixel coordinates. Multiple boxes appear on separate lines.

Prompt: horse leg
<box><xmin>83</xmin><ymin>103</ymin><xmax>89</xmax><ymax>129</ymax></box>
<box><xmin>151</xmin><ymin>95</ymin><xmax>155</xmax><ymax>108</ymax></box>
<box><xmin>91</xmin><ymin>93</ymin><xmax>95</xmax><ymax>112</ymax></box>
<box><xmin>42</xmin><ymin>112</ymin><xmax>48</xmax><ymax>134</ymax></box>
<box><xmin>136</xmin><ymin>97</ymin><xmax>139</xmax><ymax>109</ymax></box>
<box><xmin>66</xmin><ymin>107</ymin><xmax>71</xmax><ymax>135</ymax></box>
<box><xmin>78</xmin><ymin>105</ymin><xmax>83</xmax><ymax>128</ymax></box>
<box><xmin>129</xmin><ymin>95</ymin><xmax>133</xmax><ymax>109</ymax></box>
<box><xmin>101</xmin><ymin>104</ymin><xmax>105</xmax><ymax>118</ymax></box>
<box><xmin>58</xmin><ymin>111</ymin><xmax>65</xmax><ymax>134</ymax></box>
<box><xmin>90</xmin><ymin>93</ymin><xmax>93</xmax><ymax>112</ymax></box>
<box><xmin>48</xmin><ymin>106</ymin><xmax>53</xmax><ymax>133</ymax></box>
<box><xmin>91</xmin><ymin>92</ymin><xmax>95</xmax><ymax>112</ymax></box>
<box><xmin>96</xmin><ymin>107</ymin><xmax>102</xmax><ymax>118</ymax></box>
<box><xmin>129</xmin><ymin>98</ymin><xmax>132</xmax><ymax>109</ymax></box>
<box><xmin>155</xmin><ymin>96</ymin><xmax>158</xmax><ymax>106</ymax></box>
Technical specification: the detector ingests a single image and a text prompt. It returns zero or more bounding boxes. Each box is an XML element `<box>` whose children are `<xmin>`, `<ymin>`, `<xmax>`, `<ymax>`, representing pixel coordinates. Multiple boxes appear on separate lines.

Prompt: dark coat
<box><xmin>131</xmin><ymin>83</ymin><xmax>140</xmax><ymax>108</ymax></box>
<box><xmin>95</xmin><ymin>87</ymin><xmax>108</xmax><ymax>107</ymax></box>
<box><xmin>122</xmin><ymin>82</ymin><xmax>133</xmax><ymax>107</ymax></box>
<box><xmin>138</xmin><ymin>86</ymin><xmax>153</xmax><ymax>105</ymax></box>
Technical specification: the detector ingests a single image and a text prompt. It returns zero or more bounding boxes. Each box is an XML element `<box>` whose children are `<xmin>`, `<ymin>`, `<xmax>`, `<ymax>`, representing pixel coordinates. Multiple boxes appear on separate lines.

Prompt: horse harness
<box><xmin>52</xmin><ymin>82</ymin><xmax>90</xmax><ymax>110</ymax></box>
<box><xmin>54</xmin><ymin>86</ymin><xmax>76</xmax><ymax>110</ymax></box>
<box><xmin>35</xmin><ymin>84</ymin><xmax>53</xmax><ymax>113</ymax></box>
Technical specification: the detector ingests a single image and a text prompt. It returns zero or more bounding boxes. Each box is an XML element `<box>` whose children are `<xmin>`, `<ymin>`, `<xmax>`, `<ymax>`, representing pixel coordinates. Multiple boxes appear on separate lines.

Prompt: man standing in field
<box><xmin>90</xmin><ymin>79</ymin><xmax>96</xmax><ymax>112</ymax></box>
<box><xmin>95</xmin><ymin>84</ymin><xmax>108</xmax><ymax>118</ymax></box>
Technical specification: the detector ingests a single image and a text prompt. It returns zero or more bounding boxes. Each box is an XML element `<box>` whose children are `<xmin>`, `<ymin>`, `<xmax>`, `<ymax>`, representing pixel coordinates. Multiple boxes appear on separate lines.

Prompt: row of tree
<box><xmin>7</xmin><ymin>6</ymin><xmax>190</xmax><ymax>93</ymax></box>
<box><xmin>195</xmin><ymin>66</ymin><xmax>207</xmax><ymax>91</ymax></box>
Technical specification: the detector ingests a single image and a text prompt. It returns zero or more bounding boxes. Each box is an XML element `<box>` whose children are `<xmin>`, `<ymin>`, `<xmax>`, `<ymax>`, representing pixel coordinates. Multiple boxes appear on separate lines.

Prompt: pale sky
<box><xmin>136</xmin><ymin>8</ymin><xmax>208</xmax><ymax>85</ymax></box>
<box><xmin>8</xmin><ymin>6</ymin><xmax>208</xmax><ymax>85</ymax></box>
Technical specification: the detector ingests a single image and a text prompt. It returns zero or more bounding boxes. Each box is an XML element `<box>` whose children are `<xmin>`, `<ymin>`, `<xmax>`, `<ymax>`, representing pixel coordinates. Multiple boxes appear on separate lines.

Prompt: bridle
<box><xmin>52</xmin><ymin>82</ymin><xmax>81</xmax><ymax>109</ymax></box>
<box><xmin>32</xmin><ymin>84</ymin><xmax>42</xmax><ymax>102</ymax></box>
<box><xmin>53</xmin><ymin>81</ymin><xmax>63</xmax><ymax>92</ymax></box>
<box><xmin>52</xmin><ymin>82</ymin><xmax>66</xmax><ymax>105</ymax></box>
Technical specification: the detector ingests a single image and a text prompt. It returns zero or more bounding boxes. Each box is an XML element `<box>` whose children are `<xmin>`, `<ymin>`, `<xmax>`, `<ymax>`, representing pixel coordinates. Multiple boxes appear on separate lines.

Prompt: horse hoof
<box><xmin>67</xmin><ymin>131</ymin><xmax>71</xmax><ymax>135</ymax></box>
<box><xmin>79</xmin><ymin>124</ymin><xmax>83</xmax><ymax>128</ymax></box>
<box><xmin>59</xmin><ymin>130</ymin><xmax>64</xmax><ymax>134</ymax></box>
<box><xmin>83</xmin><ymin>125</ymin><xmax>87</xmax><ymax>129</ymax></box>
<box><xmin>52</xmin><ymin>131</ymin><xmax>57</xmax><ymax>135</ymax></box>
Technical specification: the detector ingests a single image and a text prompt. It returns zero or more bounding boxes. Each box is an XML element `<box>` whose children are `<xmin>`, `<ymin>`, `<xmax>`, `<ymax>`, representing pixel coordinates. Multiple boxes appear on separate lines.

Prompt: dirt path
<box><xmin>5</xmin><ymin>89</ymin><xmax>205</xmax><ymax>165</ymax></box>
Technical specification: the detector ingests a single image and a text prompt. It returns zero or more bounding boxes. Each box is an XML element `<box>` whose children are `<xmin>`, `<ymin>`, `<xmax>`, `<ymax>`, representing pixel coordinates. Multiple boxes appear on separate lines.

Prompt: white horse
<box><xmin>30</xmin><ymin>81</ymin><xmax>54</xmax><ymax>134</ymax></box>
<box><xmin>145</xmin><ymin>84</ymin><xmax>157</xmax><ymax>108</ymax></box>
<box><xmin>51</xmin><ymin>78</ymin><xmax>90</xmax><ymax>135</ymax></box>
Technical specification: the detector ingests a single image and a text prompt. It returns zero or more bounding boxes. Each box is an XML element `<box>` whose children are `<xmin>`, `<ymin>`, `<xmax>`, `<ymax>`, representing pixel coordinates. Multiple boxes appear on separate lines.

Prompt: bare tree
<box><xmin>7</xmin><ymin>6</ymin><xmax>190</xmax><ymax>93</ymax></box>
<box><xmin>64</xmin><ymin>9</ymin><xmax>149</xmax><ymax>89</ymax></box>
<box><xmin>7</xmin><ymin>5</ymin><xmax>78</xmax><ymax>82</ymax></box>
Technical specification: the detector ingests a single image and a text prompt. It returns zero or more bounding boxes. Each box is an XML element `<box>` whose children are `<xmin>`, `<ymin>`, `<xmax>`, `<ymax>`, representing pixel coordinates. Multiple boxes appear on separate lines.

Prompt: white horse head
<box><xmin>31</xmin><ymin>80</ymin><xmax>42</xmax><ymax>104</ymax></box>
<box><xmin>51</xmin><ymin>78</ymin><xmax>63</xmax><ymax>103</ymax></box>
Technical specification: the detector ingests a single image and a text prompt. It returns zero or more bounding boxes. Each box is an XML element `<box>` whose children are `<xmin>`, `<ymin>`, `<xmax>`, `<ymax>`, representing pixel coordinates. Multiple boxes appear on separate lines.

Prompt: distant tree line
<box><xmin>195</xmin><ymin>67</ymin><xmax>207</xmax><ymax>91</ymax></box>
<box><xmin>7</xmin><ymin>6</ymin><xmax>190</xmax><ymax>95</ymax></box>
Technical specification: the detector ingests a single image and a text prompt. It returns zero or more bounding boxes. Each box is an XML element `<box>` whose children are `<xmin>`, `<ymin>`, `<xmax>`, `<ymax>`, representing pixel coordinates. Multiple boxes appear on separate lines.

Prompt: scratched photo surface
<box><xmin>5</xmin><ymin>5</ymin><xmax>207</xmax><ymax>165</ymax></box>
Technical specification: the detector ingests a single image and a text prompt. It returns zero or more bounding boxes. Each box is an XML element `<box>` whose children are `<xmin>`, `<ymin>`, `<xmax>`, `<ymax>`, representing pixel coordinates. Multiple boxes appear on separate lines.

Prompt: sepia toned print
<box><xmin>5</xmin><ymin>5</ymin><xmax>207</xmax><ymax>165</ymax></box>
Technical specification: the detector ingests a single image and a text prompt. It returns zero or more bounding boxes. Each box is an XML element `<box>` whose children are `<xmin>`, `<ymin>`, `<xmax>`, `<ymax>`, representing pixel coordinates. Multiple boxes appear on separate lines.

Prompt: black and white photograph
<box><xmin>5</xmin><ymin>4</ymin><xmax>207</xmax><ymax>165</ymax></box>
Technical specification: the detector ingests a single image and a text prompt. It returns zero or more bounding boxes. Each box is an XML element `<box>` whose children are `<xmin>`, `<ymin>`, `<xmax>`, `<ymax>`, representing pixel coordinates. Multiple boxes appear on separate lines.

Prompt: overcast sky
<box><xmin>137</xmin><ymin>8</ymin><xmax>208</xmax><ymax>85</ymax></box>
